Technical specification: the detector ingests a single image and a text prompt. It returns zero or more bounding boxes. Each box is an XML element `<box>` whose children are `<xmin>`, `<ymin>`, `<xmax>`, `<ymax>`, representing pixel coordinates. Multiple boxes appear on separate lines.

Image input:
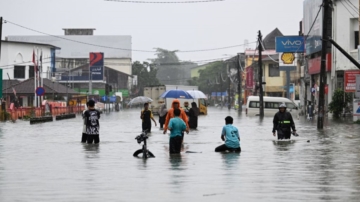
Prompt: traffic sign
<box><xmin>36</xmin><ymin>87</ymin><xmax>45</xmax><ymax>96</ymax></box>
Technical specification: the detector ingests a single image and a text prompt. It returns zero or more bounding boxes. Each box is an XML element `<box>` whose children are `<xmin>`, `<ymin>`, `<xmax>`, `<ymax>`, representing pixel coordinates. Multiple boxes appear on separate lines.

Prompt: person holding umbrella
<box><xmin>141</xmin><ymin>103</ymin><xmax>157</xmax><ymax>133</ymax></box>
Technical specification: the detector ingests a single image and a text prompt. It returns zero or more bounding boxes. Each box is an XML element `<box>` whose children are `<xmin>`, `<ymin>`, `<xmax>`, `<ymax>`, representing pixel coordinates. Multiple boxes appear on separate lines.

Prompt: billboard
<box><xmin>246</xmin><ymin>66</ymin><xmax>254</xmax><ymax>89</ymax></box>
<box><xmin>275</xmin><ymin>36</ymin><xmax>305</xmax><ymax>53</ymax></box>
<box><xmin>51</xmin><ymin>48</ymin><xmax>56</xmax><ymax>73</ymax></box>
<box><xmin>304</xmin><ymin>0</ymin><xmax>323</xmax><ymax>55</ymax></box>
<box><xmin>0</xmin><ymin>69</ymin><xmax>2</xmax><ymax>98</ymax></box>
<box><xmin>344</xmin><ymin>70</ymin><xmax>360</xmax><ymax>92</ymax></box>
<box><xmin>356</xmin><ymin>75</ymin><xmax>360</xmax><ymax>98</ymax></box>
<box><xmin>89</xmin><ymin>52</ymin><xmax>104</xmax><ymax>81</ymax></box>
<box><xmin>279</xmin><ymin>53</ymin><xmax>297</xmax><ymax>67</ymax></box>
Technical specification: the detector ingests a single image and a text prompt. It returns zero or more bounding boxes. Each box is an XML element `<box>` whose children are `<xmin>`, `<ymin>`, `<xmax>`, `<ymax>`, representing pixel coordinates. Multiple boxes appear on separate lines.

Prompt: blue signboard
<box><xmin>89</xmin><ymin>52</ymin><xmax>104</xmax><ymax>81</ymax></box>
<box><xmin>276</xmin><ymin>36</ymin><xmax>305</xmax><ymax>53</ymax></box>
<box><xmin>101</xmin><ymin>96</ymin><xmax>117</xmax><ymax>102</ymax></box>
<box><xmin>110</xmin><ymin>96</ymin><xmax>116</xmax><ymax>103</ymax></box>
<box><xmin>36</xmin><ymin>87</ymin><xmax>45</xmax><ymax>96</ymax></box>
<box><xmin>101</xmin><ymin>96</ymin><xmax>107</xmax><ymax>102</ymax></box>
<box><xmin>211</xmin><ymin>92</ymin><xmax>228</xmax><ymax>96</ymax></box>
<box><xmin>305</xmin><ymin>35</ymin><xmax>322</xmax><ymax>56</ymax></box>
<box><xmin>50</xmin><ymin>48</ymin><xmax>56</xmax><ymax>73</ymax></box>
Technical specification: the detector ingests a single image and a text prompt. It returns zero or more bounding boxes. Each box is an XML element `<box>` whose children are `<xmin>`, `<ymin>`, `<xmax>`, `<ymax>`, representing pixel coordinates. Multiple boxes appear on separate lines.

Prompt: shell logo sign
<box><xmin>281</xmin><ymin>53</ymin><xmax>296</xmax><ymax>65</ymax></box>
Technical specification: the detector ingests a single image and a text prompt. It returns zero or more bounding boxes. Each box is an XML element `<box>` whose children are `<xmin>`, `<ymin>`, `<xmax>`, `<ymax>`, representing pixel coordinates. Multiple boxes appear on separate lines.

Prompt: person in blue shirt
<box><xmin>167</xmin><ymin>108</ymin><xmax>189</xmax><ymax>154</ymax></box>
<box><xmin>215</xmin><ymin>116</ymin><xmax>241</xmax><ymax>152</ymax></box>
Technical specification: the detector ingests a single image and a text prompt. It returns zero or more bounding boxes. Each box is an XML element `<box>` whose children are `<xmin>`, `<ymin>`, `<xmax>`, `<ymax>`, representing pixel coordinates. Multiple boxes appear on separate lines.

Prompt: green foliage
<box><xmin>150</xmin><ymin>48</ymin><xmax>196</xmax><ymax>85</ymax></box>
<box><xmin>22</xmin><ymin>115</ymin><xmax>31</xmax><ymax>120</ymax></box>
<box><xmin>354</xmin><ymin>119</ymin><xmax>360</xmax><ymax>124</ymax></box>
<box><xmin>0</xmin><ymin>111</ymin><xmax>10</xmax><ymax>121</ymax></box>
<box><xmin>328</xmin><ymin>88</ymin><xmax>352</xmax><ymax>118</ymax></box>
<box><xmin>132</xmin><ymin>61</ymin><xmax>161</xmax><ymax>96</ymax></box>
<box><xmin>195</xmin><ymin>61</ymin><xmax>228</xmax><ymax>94</ymax></box>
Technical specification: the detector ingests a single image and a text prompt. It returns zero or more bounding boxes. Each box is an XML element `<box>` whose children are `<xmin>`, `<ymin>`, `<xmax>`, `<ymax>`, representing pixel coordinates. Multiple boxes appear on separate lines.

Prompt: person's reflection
<box><xmin>221</xmin><ymin>152</ymin><xmax>240</xmax><ymax>170</ymax></box>
<box><xmin>82</xmin><ymin>143</ymin><xmax>100</xmax><ymax>159</ymax></box>
<box><xmin>272</xmin><ymin>140</ymin><xmax>295</xmax><ymax>152</ymax></box>
<box><xmin>168</xmin><ymin>154</ymin><xmax>186</xmax><ymax>192</ymax></box>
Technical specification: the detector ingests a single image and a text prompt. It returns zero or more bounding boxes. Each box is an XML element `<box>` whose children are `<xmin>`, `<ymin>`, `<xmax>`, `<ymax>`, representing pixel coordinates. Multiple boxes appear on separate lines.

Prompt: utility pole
<box><xmin>258</xmin><ymin>31</ymin><xmax>264</xmax><ymax>117</ymax></box>
<box><xmin>318</xmin><ymin>0</ymin><xmax>331</xmax><ymax>129</ymax></box>
<box><xmin>227</xmin><ymin>63</ymin><xmax>231</xmax><ymax>110</ymax></box>
<box><xmin>0</xmin><ymin>17</ymin><xmax>3</xmax><ymax>61</ymax></box>
<box><xmin>237</xmin><ymin>54</ymin><xmax>242</xmax><ymax>112</ymax></box>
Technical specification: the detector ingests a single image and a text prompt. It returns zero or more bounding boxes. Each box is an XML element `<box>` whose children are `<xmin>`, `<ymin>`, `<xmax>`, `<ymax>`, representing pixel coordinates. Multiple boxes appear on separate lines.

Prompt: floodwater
<box><xmin>0</xmin><ymin>107</ymin><xmax>360</xmax><ymax>202</ymax></box>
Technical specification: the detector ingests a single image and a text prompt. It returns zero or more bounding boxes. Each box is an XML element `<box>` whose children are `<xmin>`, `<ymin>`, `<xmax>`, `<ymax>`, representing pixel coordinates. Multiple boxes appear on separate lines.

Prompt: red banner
<box><xmin>308</xmin><ymin>54</ymin><xmax>332</xmax><ymax>75</ymax></box>
<box><xmin>246</xmin><ymin>66</ymin><xmax>254</xmax><ymax>89</ymax></box>
<box><xmin>345</xmin><ymin>70</ymin><xmax>360</xmax><ymax>92</ymax></box>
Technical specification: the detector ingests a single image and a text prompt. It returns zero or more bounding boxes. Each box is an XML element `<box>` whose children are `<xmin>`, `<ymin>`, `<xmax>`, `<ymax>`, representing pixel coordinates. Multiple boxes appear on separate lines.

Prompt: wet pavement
<box><xmin>0</xmin><ymin>107</ymin><xmax>360</xmax><ymax>202</ymax></box>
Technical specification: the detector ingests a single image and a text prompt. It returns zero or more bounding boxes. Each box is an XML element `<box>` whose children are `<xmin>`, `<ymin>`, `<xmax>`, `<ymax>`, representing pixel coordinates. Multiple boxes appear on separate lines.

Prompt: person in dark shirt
<box><xmin>188</xmin><ymin>102</ymin><xmax>200</xmax><ymax>129</ymax></box>
<box><xmin>84</xmin><ymin>100</ymin><xmax>101</xmax><ymax>144</ymax></box>
<box><xmin>141</xmin><ymin>103</ymin><xmax>157</xmax><ymax>133</ymax></box>
<box><xmin>272</xmin><ymin>104</ymin><xmax>296</xmax><ymax>140</ymax></box>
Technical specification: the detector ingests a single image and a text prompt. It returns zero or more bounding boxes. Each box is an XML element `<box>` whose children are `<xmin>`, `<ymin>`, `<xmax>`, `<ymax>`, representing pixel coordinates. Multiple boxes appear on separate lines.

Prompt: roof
<box><xmin>263</xmin><ymin>28</ymin><xmax>283</xmax><ymax>50</ymax></box>
<box><xmin>262</xmin><ymin>54</ymin><xmax>279</xmax><ymax>62</ymax></box>
<box><xmin>3</xmin><ymin>78</ymin><xmax>78</xmax><ymax>95</ymax></box>
<box><xmin>2</xmin><ymin>80</ymin><xmax>21</xmax><ymax>90</ymax></box>
<box><xmin>1</xmin><ymin>40</ymin><xmax>61</xmax><ymax>49</ymax></box>
<box><xmin>7</xmin><ymin>35</ymin><xmax>131</xmax><ymax>58</ymax></box>
<box><xmin>60</xmin><ymin>63</ymin><xmax>133</xmax><ymax>77</ymax></box>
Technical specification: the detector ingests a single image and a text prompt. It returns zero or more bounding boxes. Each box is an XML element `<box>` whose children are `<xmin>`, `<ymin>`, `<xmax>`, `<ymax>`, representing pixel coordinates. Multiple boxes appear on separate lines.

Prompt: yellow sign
<box><xmin>281</xmin><ymin>53</ymin><xmax>295</xmax><ymax>65</ymax></box>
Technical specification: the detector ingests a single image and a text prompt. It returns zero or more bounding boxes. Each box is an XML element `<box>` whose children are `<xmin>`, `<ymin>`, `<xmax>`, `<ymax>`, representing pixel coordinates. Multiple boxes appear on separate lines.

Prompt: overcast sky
<box><xmin>0</xmin><ymin>0</ymin><xmax>304</xmax><ymax>63</ymax></box>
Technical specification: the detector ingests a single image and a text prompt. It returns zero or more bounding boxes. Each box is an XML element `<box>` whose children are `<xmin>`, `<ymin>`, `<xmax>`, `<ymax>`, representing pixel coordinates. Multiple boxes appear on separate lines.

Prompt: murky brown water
<box><xmin>0</xmin><ymin>107</ymin><xmax>360</xmax><ymax>201</ymax></box>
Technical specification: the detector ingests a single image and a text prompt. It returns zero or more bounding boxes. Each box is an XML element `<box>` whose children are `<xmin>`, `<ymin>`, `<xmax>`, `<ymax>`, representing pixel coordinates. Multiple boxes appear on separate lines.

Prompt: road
<box><xmin>0</xmin><ymin>107</ymin><xmax>359</xmax><ymax>202</ymax></box>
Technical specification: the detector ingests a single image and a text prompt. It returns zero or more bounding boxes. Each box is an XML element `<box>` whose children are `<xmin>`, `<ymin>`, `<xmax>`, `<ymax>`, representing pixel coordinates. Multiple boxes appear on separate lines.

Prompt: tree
<box><xmin>132</xmin><ymin>61</ymin><xmax>161</xmax><ymax>96</ymax></box>
<box><xmin>150</xmin><ymin>48</ymin><xmax>197</xmax><ymax>85</ymax></box>
<box><xmin>328</xmin><ymin>88</ymin><xmax>352</xmax><ymax>118</ymax></box>
<box><xmin>195</xmin><ymin>61</ymin><xmax>228</xmax><ymax>95</ymax></box>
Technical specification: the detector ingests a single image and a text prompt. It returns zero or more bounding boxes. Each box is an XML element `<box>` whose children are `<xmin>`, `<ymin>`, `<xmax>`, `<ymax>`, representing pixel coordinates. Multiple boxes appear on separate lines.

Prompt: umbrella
<box><xmin>160</xmin><ymin>89</ymin><xmax>193</xmax><ymax>99</ymax></box>
<box><xmin>187</xmin><ymin>90</ymin><xmax>207</xmax><ymax>99</ymax></box>
<box><xmin>128</xmin><ymin>96</ymin><xmax>153</xmax><ymax>106</ymax></box>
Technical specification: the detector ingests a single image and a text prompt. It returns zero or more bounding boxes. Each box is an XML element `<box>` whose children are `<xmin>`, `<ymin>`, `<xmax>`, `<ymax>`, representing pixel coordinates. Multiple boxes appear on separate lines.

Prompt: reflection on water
<box><xmin>272</xmin><ymin>140</ymin><xmax>296</xmax><ymax>152</ymax></box>
<box><xmin>0</xmin><ymin>108</ymin><xmax>359</xmax><ymax>201</ymax></box>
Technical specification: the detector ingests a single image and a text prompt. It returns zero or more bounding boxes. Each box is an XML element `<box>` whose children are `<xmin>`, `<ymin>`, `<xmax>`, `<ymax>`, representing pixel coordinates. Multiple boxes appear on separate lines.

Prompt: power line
<box><xmin>0</xmin><ymin>57</ymin><xmax>51</xmax><ymax>68</ymax></box>
<box><xmin>5</xmin><ymin>19</ymin><xmax>255</xmax><ymax>53</ymax></box>
<box><xmin>345</xmin><ymin>0</ymin><xmax>359</xmax><ymax>14</ymax></box>
<box><xmin>306</xmin><ymin>4</ymin><xmax>323</xmax><ymax>37</ymax></box>
<box><xmin>105</xmin><ymin>0</ymin><xmax>224</xmax><ymax>3</ymax></box>
<box><xmin>339</xmin><ymin>0</ymin><xmax>356</xmax><ymax>18</ymax></box>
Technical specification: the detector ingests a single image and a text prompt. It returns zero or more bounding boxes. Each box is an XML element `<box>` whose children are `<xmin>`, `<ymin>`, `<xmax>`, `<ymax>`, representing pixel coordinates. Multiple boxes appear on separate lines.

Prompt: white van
<box><xmin>246</xmin><ymin>96</ymin><xmax>299</xmax><ymax>117</ymax></box>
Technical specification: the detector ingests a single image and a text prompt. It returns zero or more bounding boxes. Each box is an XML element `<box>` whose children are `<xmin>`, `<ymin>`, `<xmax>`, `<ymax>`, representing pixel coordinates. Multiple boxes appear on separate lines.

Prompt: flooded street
<box><xmin>1</xmin><ymin>107</ymin><xmax>360</xmax><ymax>202</ymax></box>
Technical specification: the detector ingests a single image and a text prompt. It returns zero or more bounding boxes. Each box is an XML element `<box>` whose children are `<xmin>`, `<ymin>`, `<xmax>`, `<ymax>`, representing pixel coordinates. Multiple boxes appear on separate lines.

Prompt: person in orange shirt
<box><xmin>163</xmin><ymin>99</ymin><xmax>189</xmax><ymax>140</ymax></box>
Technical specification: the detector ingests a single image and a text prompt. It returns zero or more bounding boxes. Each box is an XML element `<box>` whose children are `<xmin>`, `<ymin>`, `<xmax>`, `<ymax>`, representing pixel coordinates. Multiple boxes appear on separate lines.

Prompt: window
<box><xmin>29</xmin><ymin>66</ymin><xmax>35</xmax><ymax>78</ymax></box>
<box><xmin>14</xmin><ymin>66</ymin><xmax>25</xmax><ymax>79</ymax></box>
<box><xmin>268</xmin><ymin>64</ymin><xmax>280</xmax><ymax>77</ymax></box>
<box><xmin>265</xmin><ymin>102</ymin><xmax>280</xmax><ymax>109</ymax></box>
<box><xmin>286</xmin><ymin>103</ymin><xmax>296</xmax><ymax>109</ymax></box>
<box><xmin>355</xmin><ymin>31</ymin><xmax>359</xmax><ymax>49</ymax></box>
<box><xmin>249</xmin><ymin>101</ymin><xmax>260</xmax><ymax>108</ymax></box>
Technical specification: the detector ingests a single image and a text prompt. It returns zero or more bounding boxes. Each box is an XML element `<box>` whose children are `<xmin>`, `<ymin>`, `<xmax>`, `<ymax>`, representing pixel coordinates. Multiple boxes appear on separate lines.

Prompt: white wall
<box><xmin>0</xmin><ymin>42</ymin><xmax>53</xmax><ymax>80</ymax></box>
<box><xmin>333</xmin><ymin>0</ymin><xmax>359</xmax><ymax>72</ymax></box>
<box><xmin>105</xmin><ymin>58</ymin><xmax>132</xmax><ymax>75</ymax></box>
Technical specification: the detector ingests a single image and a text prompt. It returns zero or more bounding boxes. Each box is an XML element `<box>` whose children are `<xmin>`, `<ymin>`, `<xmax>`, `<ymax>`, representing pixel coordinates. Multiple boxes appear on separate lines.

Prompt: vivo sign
<box><xmin>275</xmin><ymin>36</ymin><xmax>305</xmax><ymax>53</ymax></box>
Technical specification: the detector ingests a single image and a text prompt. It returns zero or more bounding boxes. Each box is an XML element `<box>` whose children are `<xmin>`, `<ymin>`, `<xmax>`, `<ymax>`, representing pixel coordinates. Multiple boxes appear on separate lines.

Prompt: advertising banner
<box><xmin>275</xmin><ymin>36</ymin><xmax>305</xmax><ymax>53</ymax></box>
<box><xmin>246</xmin><ymin>66</ymin><xmax>254</xmax><ymax>89</ymax></box>
<box><xmin>304</xmin><ymin>0</ymin><xmax>323</xmax><ymax>55</ymax></box>
<box><xmin>356</xmin><ymin>75</ymin><xmax>360</xmax><ymax>98</ymax></box>
<box><xmin>89</xmin><ymin>52</ymin><xmax>104</xmax><ymax>81</ymax></box>
<box><xmin>344</xmin><ymin>70</ymin><xmax>360</xmax><ymax>92</ymax></box>
<box><xmin>51</xmin><ymin>48</ymin><xmax>56</xmax><ymax>73</ymax></box>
